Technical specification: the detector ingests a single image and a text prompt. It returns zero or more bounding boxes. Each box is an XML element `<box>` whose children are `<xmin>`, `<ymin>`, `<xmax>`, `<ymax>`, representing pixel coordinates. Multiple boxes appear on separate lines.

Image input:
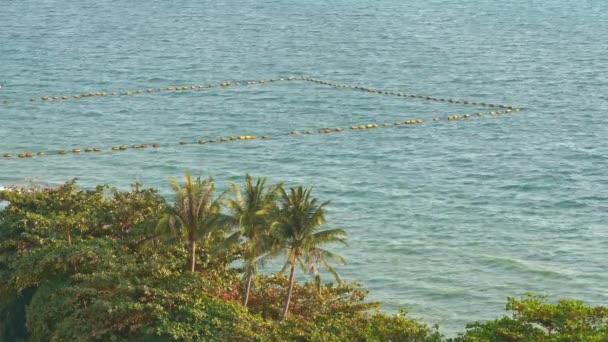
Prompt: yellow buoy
<box><xmin>358</xmin><ymin>125</ymin><xmax>366</xmax><ymax>129</ymax></box>
<box><xmin>141</xmin><ymin>144</ymin><xmax>149</xmax><ymax>148</ymax></box>
<box><xmin>220</xmin><ymin>137</ymin><xmax>229</xmax><ymax>142</ymax></box>
<box><xmin>336</xmin><ymin>127</ymin><xmax>344</xmax><ymax>131</ymax></box>
<box><xmin>198</xmin><ymin>140</ymin><xmax>206</xmax><ymax>144</ymax></box>
<box><xmin>208</xmin><ymin>139</ymin><xmax>217</xmax><ymax>143</ymax></box>
<box><xmin>262</xmin><ymin>135</ymin><xmax>270</xmax><ymax>139</ymax></box>
<box><xmin>58</xmin><ymin>150</ymin><xmax>67</xmax><ymax>155</ymax></box>
<box><xmin>85</xmin><ymin>148</ymin><xmax>93</xmax><ymax>152</ymax></box>
<box><xmin>239</xmin><ymin>136</ymin><xmax>247</xmax><ymax>140</ymax></box>
<box><xmin>433</xmin><ymin>118</ymin><xmax>440</xmax><ymax>121</ymax></box>
<box><xmin>119</xmin><ymin>145</ymin><xmax>128</xmax><ymax>150</ymax></box>
<box><xmin>179</xmin><ymin>141</ymin><xmax>188</xmax><ymax>145</ymax></box>
<box><xmin>132</xmin><ymin>144</ymin><xmax>142</xmax><ymax>148</ymax></box>
<box><xmin>72</xmin><ymin>149</ymin><xmax>81</xmax><ymax>153</ymax></box>
<box><xmin>291</xmin><ymin>130</ymin><xmax>299</xmax><ymax>135</ymax></box>
<box><xmin>230</xmin><ymin>136</ymin><xmax>238</xmax><ymax>140</ymax></box>
<box><xmin>3</xmin><ymin>153</ymin><xmax>12</xmax><ymax>158</ymax></box>
<box><xmin>18</xmin><ymin>153</ymin><xmax>26</xmax><ymax>158</ymax></box>
<box><xmin>112</xmin><ymin>146</ymin><xmax>120</xmax><ymax>151</ymax></box>
<box><xmin>62</xmin><ymin>96</ymin><xmax>69</xmax><ymax>100</ymax></box>
<box><xmin>152</xmin><ymin>143</ymin><xmax>161</xmax><ymax>148</ymax></box>
<box><xmin>351</xmin><ymin>126</ymin><xmax>358</xmax><ymax>129</ymax></box>
<box><xmin>37</xmin><ymin>152</ymin><xmax>45</xmax><ymax>156</ymax></box>
<box><xmin>93</xmin><ymin>148</ymin><xmax>102</xmax><ymax>152</ymax></box>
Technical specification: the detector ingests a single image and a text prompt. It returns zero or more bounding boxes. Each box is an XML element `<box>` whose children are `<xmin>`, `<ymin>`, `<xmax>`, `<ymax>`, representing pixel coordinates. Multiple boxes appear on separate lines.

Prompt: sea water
<box><xmin>1</xmin><ymin>0</ymin><xmax>607</xmax><ymax>335</ymax></box>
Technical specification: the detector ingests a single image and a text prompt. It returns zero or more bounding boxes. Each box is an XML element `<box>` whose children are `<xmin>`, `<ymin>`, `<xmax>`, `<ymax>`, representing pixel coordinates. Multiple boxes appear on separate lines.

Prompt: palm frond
<box><xmin>306</xmin><ymin>228</ymin><xmax>348</xmax><ymax>246</ymax></box>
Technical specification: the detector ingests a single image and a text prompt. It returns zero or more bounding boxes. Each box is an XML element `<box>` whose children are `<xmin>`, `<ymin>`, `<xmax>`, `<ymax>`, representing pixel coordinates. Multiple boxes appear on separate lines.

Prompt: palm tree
<box><xmin>272</xmin><ymin>186</ymin><xmax>347</xmax><ymax>321</ymax></box>
<box><xmin>157</xmin><ymin>170</ymin><xmax>227</xmax><ymax>272</ymax></box>
<box><xmin>226</xmin><ymin>175</ymin><xmax>281</xmax><ymax>306</ymax></box>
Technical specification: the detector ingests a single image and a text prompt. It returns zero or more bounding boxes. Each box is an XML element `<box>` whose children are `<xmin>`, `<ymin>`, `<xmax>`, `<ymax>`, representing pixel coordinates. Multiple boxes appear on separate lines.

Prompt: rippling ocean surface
<box><xmin>1</xmin><ymin>0</ymin><xmax>607</xmax><ymax>335</ymax></box>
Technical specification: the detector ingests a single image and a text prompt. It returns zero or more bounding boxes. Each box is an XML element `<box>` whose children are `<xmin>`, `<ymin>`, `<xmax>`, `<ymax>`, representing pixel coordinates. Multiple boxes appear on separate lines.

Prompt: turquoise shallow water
<box><xmin>1</xmin><ymin>0</ymin><xmax>607</xmax><ymax>335</ymax></box>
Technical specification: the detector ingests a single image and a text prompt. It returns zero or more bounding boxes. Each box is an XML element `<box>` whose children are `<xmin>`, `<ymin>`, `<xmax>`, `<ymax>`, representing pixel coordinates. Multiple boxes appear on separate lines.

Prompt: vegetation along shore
<box><xmin>1</xmin><ymin>172</ymin><xmax>606</xmax><ymax>341</ymax></box>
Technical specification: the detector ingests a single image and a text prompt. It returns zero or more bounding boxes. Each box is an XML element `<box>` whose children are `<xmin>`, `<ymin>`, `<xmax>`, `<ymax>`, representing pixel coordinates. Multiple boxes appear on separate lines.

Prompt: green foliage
<box><xmin>0</xmin><ymin>182</ymin><xmax>166</xmax><ymax>341</ymax></box>
<box><xmin>272</xmin><ymin>186</ymin><xmax>347</xmax><ymax>320</ymax></box>
<box><xmin>23</xmin><ymin>246</ymin><xmax>254</xmax><ymax>341</ymax></box>
<box><xmin>246</xmin><ymin>274</ymin><xmax>378</xmax><ymax>320</ymax></box>
<box><xmin>453</xmin><ymin>294</ymin><xmax>608</xmax><ymax>342</ymax></box>
<box><xmin>2</xmin><ymin>176</ymin><xmax>605</xmax><ymax>342</ymax></box>
<box><xmin>226</xmin><ymin>174</ymin><xmax>280</xmax><ymax>305</ymax></box>
<box><xmin>158</xmin><ymin>170</ymin><xmax>230</xmax><ymax>272</ymax></box>
<box><xmin>0</xmin><ymin>182</ymin><xmax>165</xmax><ymax>293</ymax></box>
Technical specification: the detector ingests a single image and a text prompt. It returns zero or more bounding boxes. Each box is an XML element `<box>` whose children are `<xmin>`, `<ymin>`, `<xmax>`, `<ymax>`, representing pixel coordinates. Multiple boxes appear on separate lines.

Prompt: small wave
<box><xmin>480</xmin><ymin>254</ymin><xmax>563</xmax><ymax>278</ymax></box>
<box><xmin>554</xmin><ymin>199</ymin><xmax>587</xmax><ymax>209</ymax></box>
<box><xmin>427</xmin><ymin>287</ymin><xmax>468</xmax><ymax>300</ymax></box>
<box><xmin>497</xmin><ymin>183</ymin><xmax>549</xmax><ymax>192</ymax></box>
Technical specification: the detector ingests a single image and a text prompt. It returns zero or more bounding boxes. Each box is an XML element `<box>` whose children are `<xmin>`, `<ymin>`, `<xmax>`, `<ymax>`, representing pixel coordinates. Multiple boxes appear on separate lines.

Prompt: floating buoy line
<box><xmin>27</xmin><ymin>76</ymin><xmax>516</xmax><ymax>110</ymax></box>
<box><xmin>3</xmin><ymin>77</ymin><xmax>523</xmax><ymax>160</ymax></box>
<box><xmin>2</xmin><ymin>110</ymin><xmax>521</xmax><ymax>160</ymax></box>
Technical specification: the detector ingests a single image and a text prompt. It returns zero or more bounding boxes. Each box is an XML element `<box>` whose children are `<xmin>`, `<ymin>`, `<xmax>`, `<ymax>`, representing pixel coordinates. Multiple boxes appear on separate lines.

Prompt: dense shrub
<box><xmin>452</xmin><ymin>294</ymin><xmax>608</xmax><ymax>342</ymax></box>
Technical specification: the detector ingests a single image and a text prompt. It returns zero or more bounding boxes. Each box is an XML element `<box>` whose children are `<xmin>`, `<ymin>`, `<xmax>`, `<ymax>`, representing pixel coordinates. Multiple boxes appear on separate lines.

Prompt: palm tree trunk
<box><xmin>190</xmin><ymin>240</ymin><xmax>196</xmax><ymax>272</ymax></box>
<box><xmin>280</xmin><ymin>264</ymin><xmax>296</xmax><ymax>321</ymax></box>
<box><xmin>243</xmin><ymin>272</ymin><xmax>253</xmax><ymax>306</ymax></box>
<box><xmin>67</xmin><ymin>229</ymin><xmax>72</xmax><ymax>246</ymax></box>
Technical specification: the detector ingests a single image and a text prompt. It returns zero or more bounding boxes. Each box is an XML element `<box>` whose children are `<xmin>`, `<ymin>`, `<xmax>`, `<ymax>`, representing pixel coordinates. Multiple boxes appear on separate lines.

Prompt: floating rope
<box><xmin>28</xmin><ymin>77</ymin><xmax>299</xmax><ymax>103</ymax></box>
<box><xmin>2</xmin><ymin>108</ymin><xmax>520</xmax><ymax>159</ymax></box>
<box><xmin>4</xmin><ymin>77</ymin><xmax>522</xmax><ymax>159</ymax></box>
<box><xmin>26</xmin><ymin>76</ymin><xmax>517</xmax><ymax>110</ymax></box>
